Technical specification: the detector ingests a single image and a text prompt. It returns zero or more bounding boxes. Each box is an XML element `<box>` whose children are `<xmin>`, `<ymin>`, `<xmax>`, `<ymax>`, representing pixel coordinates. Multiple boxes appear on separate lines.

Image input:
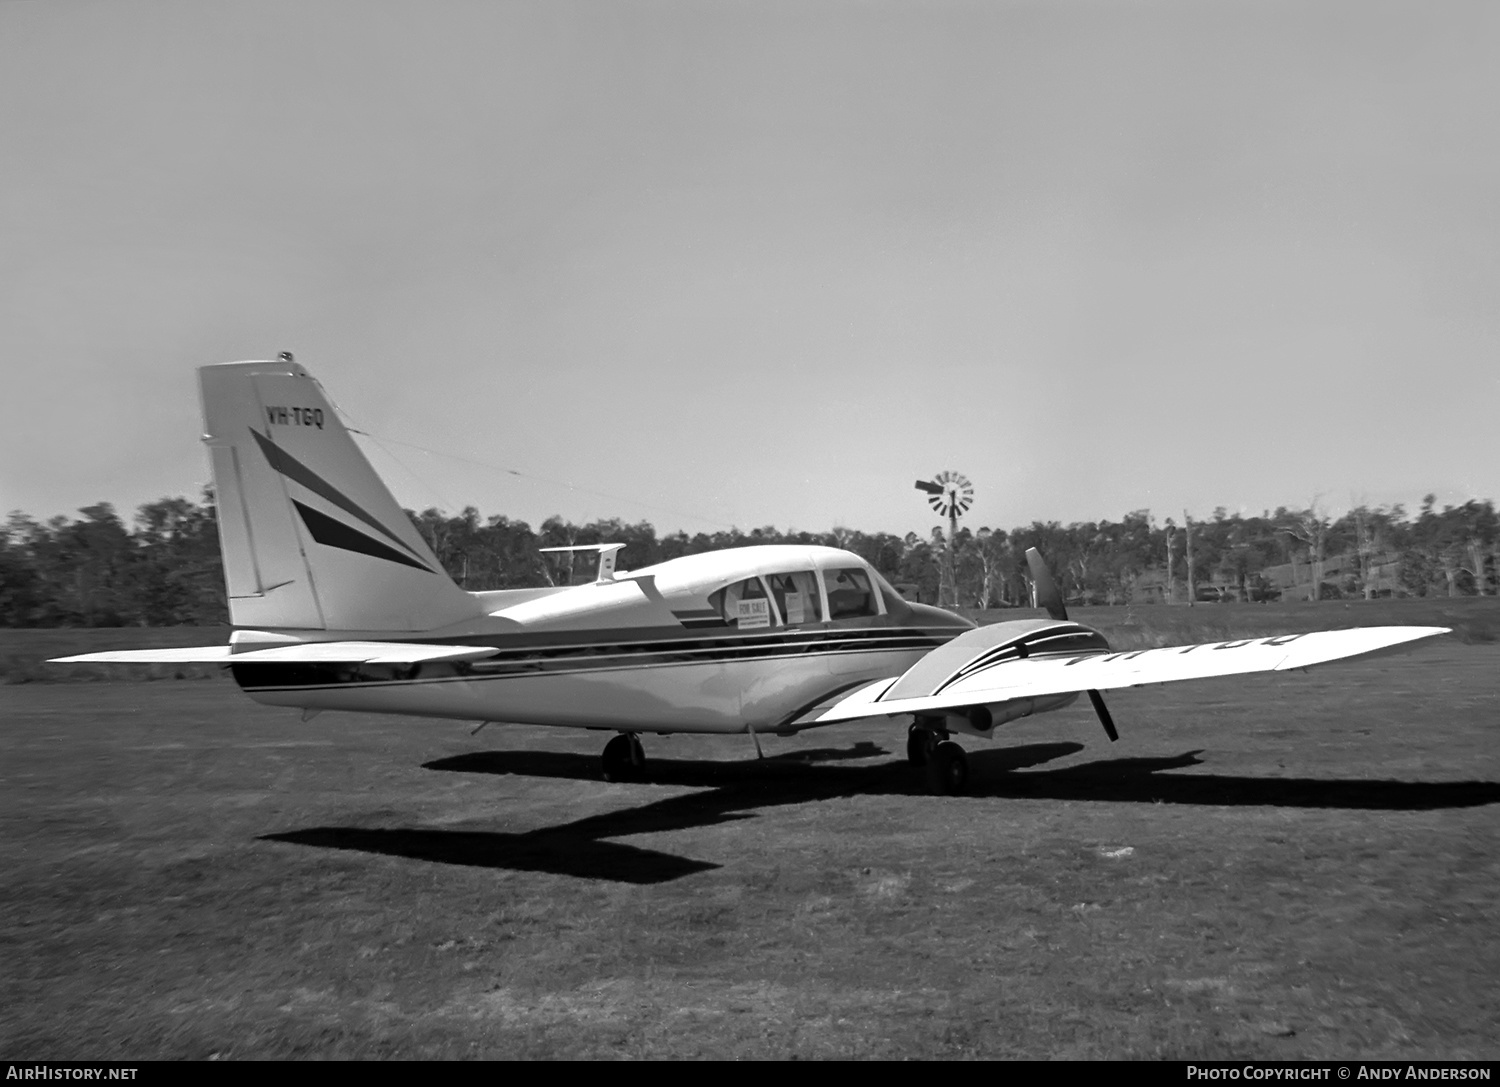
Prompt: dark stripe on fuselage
<box><xmin>231</xmin><ymin>625</ymin><xmax>957</xmax><ymax>692</ymax></box>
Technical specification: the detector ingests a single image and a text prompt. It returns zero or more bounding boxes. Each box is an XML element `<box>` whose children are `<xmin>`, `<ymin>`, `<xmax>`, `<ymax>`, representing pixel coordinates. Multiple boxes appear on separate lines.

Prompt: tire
<box><xmin>907</xmin><ymin>723</ymin><xmax>938</xmax><ymax>767</ymax></box>
<box><xmin>602</xmin><ymin>734</ymin><xmax>644</xmax><ymax>782</ymax></box>
<box><xmin>925</xmin><ymin>741</ymin><xmax>969</xmax><ymax>795</ymax></box>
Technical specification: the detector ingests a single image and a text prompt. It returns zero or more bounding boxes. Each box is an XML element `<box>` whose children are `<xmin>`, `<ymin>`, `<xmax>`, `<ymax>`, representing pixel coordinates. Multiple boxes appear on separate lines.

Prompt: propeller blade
<box><xmin>1024</xmin><ymin>547</ymin><xmax>1069</xmax><ymax>621</ymax></box>
<box><xmin>1086</xmin><ymin>689</ymin><xmax>1119</xmax><ymax>742</ymax></box>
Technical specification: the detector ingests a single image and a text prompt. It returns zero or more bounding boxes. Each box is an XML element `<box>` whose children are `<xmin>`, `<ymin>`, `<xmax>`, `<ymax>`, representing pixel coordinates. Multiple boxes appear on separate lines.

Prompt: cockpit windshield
<box><xmin>824</xmin><ymin>567</ymin><xmax>879</xmax><ymax>620</ymax></box>
<box><xmin>868</xmin><ymin>568</ymin><xmax>908</xmax><ymax>614</ymax></box>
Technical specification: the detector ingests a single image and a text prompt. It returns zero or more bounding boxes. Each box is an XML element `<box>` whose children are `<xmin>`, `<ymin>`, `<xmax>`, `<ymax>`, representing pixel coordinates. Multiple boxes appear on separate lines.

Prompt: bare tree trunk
<box><xmin>1284</xmin><ymin>506</ymin><xmax>1330</xmax><ymax>602</ymax></box>
<box><xmin>1312</xmin><ymin>530</ymin><xmax>1326</xmax><ymax>602</ymax></box>
<box><xmin>1165</xmin><ymin>527</ymin><xmax>1175</xmax><ymax>605</ymax></box>
<box><xmin>1468</xmin><ymin>539</ymin><xmax>1488</xmax><ymax>596</ymax></box>
<box><xmin>1354</xmin><ymin>507</ymin><xmax>1374</xmax><ymax>600</ymax></box>
<box><xmin>1184</xmin><ymin>511</ymin><xmax>1196</xmax><ymax>608</ymax></box>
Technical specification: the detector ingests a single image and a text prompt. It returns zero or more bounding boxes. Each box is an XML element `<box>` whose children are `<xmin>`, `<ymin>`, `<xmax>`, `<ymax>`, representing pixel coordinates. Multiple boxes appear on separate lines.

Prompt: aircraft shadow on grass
<box><xmin>262</xmin><ymin>741</ymin><xmax>1500</xmax><ymax>885</ymax></box>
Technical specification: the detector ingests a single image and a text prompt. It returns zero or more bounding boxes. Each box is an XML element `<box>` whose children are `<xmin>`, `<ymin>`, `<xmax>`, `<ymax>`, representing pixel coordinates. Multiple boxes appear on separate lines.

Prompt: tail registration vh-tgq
<box><xmin>53</xmin><ymin>357</ymin><xmax>1449</xmax><ymax>793</ymax></box>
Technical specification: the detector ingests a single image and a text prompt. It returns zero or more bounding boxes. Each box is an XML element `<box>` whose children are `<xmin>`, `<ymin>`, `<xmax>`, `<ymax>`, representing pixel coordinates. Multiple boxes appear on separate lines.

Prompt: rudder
<box><xmin>200</xmin><ymin>357</ymin><xmax>479</xmax><ymax>632</ymax></box>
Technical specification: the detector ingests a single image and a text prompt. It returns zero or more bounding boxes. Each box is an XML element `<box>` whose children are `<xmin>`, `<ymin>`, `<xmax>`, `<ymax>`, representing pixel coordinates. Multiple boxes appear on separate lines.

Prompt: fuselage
<box><xmin>229</xmin><ymin>544</ymin><xmax>976</xmax><ymax>735</ymax></box>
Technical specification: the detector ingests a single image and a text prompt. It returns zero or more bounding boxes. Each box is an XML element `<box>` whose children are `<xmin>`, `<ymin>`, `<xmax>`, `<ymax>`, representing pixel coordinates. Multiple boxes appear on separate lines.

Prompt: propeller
<box><xmin>1086</xmin><ymin>689</ymin><xmax>1119</xmax><ymax>743</ymax></box>
<box><xmin>1024</xmin><ymin>546</ymin><xmax>1068</xmax><ymax>621</ymax></box>
<box><xmin>1025</xmin><ymin>546</ymin><xmax>1119</xmax><ymax>743</ymax></box>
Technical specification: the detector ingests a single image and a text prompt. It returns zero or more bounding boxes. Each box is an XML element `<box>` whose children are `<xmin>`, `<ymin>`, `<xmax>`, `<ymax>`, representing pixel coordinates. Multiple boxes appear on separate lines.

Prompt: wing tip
<box><xmin>46</xmin><ymin>646</ymin><xmax>235</xmax><ymax>664</ymax></box>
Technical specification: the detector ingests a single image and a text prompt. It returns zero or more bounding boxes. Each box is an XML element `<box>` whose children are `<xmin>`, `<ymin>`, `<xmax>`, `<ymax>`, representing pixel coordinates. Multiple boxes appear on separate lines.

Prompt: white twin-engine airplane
<box><xmin>55</xmin><ymin>358</ymin><xmax>1449</xmax><ymax>793</ymax></box>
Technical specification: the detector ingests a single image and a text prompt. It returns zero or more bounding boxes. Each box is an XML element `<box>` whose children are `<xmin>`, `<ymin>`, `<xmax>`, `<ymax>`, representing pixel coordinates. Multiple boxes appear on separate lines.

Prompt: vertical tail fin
<box><xmin>200</xmin><ymin>357</ymin><xmax>479</xmax><ymax>632</ymax></box>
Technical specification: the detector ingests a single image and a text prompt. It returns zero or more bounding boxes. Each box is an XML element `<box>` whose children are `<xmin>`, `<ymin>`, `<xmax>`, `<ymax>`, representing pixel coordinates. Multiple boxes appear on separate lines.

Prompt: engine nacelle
<box><xmin>945</xmin><ymin>691</ymin><xmax>1080</xmax><ymax>738</ymax></box>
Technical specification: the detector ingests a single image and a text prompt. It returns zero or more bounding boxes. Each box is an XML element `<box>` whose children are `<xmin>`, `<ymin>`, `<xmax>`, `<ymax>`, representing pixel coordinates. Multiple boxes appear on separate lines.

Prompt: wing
<box><xmin>48</xmin><ymin>642</ymin><xmax>500</xmax><ymax>665</ymax></box>
<box><xmin>815</xmin><ymin>625</ymin><xmax>1450</xmax><ymax>724</ymax></box>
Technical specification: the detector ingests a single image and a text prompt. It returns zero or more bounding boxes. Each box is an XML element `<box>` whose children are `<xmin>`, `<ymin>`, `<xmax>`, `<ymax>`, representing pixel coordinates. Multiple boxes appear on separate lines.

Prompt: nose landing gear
<box><xmin>906</xmin><ymin>720</ymin><xmax>940</xmax><ymax>766</ymax></box>
<box><xmin>601</xmin><ymin>732</ymin><xmax>646</xmax><ymax>782</ymax></box>
<box><xmin>908</xmin><ymin>718</ymin><xmax>968</xmax><ymax>794</ymax></box>
<box><xmin>925</xmin><ymin>741</ymin><xmax>969</xmax><ymax>795</ymax></box>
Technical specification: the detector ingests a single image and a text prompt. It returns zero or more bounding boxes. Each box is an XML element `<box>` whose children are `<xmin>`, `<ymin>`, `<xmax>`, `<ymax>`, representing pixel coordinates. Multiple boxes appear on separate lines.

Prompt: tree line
<box><xmin>2</xmin><ymin>491</ymin><xmax>1496</xmax><ymax>627</ymax></box>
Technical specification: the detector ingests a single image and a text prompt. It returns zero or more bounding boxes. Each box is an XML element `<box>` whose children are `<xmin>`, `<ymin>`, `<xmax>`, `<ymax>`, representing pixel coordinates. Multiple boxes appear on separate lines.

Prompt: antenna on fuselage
<box><xmin>539</xmin><ymin>543</ymin><xmax>626</xmax><ymax>584</ymax></box>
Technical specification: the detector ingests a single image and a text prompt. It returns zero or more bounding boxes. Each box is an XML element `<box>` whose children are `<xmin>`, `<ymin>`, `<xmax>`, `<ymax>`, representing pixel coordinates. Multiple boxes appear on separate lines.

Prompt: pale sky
<box><xmin>3</xmin><ymin>1</ymin><xmax>1497</xmax><ymax>537</ymax></box>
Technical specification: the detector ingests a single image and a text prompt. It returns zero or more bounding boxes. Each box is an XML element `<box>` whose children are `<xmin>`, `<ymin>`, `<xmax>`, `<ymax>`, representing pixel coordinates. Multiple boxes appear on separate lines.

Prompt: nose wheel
<box><xmin>925</xmin><ymin>741</ymin><xmax>969</xmax><ymax>795</ymax></box>
<box><xmin>601</xmin><ymin>733</ymin><xmax>646</xmax><ymax>782</ymax></box>
<box><xmin>908</xmin><ymin>719</ymin><xmax>967</xmax><ymax>794</ymax></box>
<box><xmin>906</xmin><ymin>721</ymin><xmax>940</xmax><ymax>766</ymax></box>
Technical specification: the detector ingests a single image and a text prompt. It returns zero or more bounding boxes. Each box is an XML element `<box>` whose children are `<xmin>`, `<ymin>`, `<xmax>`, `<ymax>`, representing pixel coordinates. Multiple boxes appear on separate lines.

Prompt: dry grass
<box><xmin>0</xmin><ymin>627</ymin><xmax>232</xmax><ymax>685</ymax></box>
<box><xmin>1</xmin><ymin>639</ymin><xmax>1496</xmax><ymax>1059</ymax></box>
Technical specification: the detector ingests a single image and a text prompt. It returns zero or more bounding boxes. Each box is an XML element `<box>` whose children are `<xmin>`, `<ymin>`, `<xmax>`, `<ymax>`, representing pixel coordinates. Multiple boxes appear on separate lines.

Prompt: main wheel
<box><xmin>906</xmin><ymin>723</ymin><xmax>939</xmax><ymax>767</ymax></box>
<box><xmin>925</xmin><ymin>741</ymin><xmax>969</xmax><ymax>795</ymax></box>
<box><xmin>602</xmin><ymin>733</ymin><xmax>645</xmax><ymax>782</ymax></box>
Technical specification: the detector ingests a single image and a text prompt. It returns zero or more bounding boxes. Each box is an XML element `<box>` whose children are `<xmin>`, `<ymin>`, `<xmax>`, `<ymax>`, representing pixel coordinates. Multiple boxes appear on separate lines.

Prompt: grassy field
<box><xmin>0</xmin><ymin>627</ymin><xmax>233</xmax><ymax>685</ymax></box>
<box><xmin>1</xmin><ymin>637</ymin><xmax>1496</xmax><ymax>1059</ymax></box>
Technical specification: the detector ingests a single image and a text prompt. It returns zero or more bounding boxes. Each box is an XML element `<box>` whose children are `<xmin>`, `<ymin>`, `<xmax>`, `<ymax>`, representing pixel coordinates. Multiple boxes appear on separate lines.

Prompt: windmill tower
<box><xmin>914</xmin><ymin>471</ymin><xmax>973</xmax><ymax>607</ymax></box>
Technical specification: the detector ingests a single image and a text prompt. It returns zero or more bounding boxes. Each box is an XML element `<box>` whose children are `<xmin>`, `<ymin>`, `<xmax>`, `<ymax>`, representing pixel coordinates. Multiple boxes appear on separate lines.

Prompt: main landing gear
<box><xmin>907</xmin><ymin>719</ymin><xmax>968</xmax><ymax>796</ymax></box>
<box><xmin>601</xmin><ymin>732</ymin><xmax>646</xmax><ymax>783</ymax></box>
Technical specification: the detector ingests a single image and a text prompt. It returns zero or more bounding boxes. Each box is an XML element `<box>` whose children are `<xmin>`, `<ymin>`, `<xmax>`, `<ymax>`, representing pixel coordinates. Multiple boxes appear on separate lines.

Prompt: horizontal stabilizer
<box><xmin>815</xmin><ymin>626</ymin><xmax>1450</xmax><ymax>724</ymax></box>
<box><xmin>49</xmin><ymin>646</ymin><xmax>236</xmax><ymax>664</ymax></box>
<box><xmin>49</xmin><ymin>642</ymin><xmax>500</xmax><ymax>665</ymax></box>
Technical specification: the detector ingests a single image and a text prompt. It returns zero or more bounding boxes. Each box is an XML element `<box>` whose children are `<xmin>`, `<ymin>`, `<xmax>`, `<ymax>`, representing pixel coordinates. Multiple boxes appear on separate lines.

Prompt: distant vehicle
<box><xmin>1246</xmin><ymin>580</ymin><xmax>1280</xmax><ymax>603</ymax></box>
<box><xmin>54</xmin><ymin>358</ymin><xmax>1449</xmax><ymax>794</ymax></box>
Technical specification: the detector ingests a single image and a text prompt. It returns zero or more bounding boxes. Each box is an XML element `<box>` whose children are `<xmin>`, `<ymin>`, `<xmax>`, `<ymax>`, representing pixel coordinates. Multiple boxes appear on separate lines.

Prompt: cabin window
<box><xmin>824</xmin><ymin>567</ymin><xmax>878</xmax><ymax>620</ymax></box>
<box><xmin>766</xmin><ymin>570</ymin><xmax>823</xmax><ymax>626</ymax></box>
<box><xmin>708</xmin><ymin>577</ymin><xmax>777</xmax><ymax>629</ymax></box>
